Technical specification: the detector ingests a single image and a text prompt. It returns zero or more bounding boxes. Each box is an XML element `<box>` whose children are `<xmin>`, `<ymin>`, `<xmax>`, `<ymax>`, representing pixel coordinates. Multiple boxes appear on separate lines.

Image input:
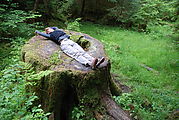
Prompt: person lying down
<box><xmin>35</xmin><ymin>27</ymin><xmax>105</xmax><ymax>69</ymax></box>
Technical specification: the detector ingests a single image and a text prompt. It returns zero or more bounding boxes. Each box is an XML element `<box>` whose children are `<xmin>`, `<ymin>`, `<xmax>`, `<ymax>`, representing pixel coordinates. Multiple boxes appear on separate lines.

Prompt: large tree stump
<box><xmin>21</xmin><ymin>30</ymin><xmax>131</xmax><ymax>120</ymax></box>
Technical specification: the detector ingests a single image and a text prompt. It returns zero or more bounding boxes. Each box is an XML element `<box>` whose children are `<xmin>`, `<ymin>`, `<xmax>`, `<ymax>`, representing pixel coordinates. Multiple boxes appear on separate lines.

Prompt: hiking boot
<box><xmin>91</xmin><ymin>58</ymin><xmax>98</xmax><ymax>69</ymax></box>
<box><xmin>96</xmin><ymin>57</ymin><xmax>105</xmax><ymax>67</ymax></box>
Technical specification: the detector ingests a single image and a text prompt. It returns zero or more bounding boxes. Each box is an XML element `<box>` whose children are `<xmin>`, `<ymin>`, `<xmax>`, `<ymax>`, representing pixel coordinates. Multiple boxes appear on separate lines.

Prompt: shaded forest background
<box><xmin>0</xmin><ymin>0</ymin><xmax>178</xmax><ymax>40</ymax></box>
<box><xmin>0</xmin><ymin>0</ymin><xmax>178</xmax><ymax>120</ymax></box>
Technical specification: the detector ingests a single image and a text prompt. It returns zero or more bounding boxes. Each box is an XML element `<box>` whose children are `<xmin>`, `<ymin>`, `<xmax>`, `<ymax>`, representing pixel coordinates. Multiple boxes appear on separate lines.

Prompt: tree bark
<box><xmin>101</xmin><ymin>93</ymin><xmax>131</xmax><ymax>120</ymax></box>
<box><xmin>33</xmin><ymin>0</ymin><xmax>40</xmax><ymax>11</ymax></box>
<box><xmin>80</xmin><ymin>0</ymin><xmax>86</xmax><ymax>16</ymax></box>
<box><xmin>43</xmin><ymin>0</ymin><xmax>49</xmax><ymax>12</ymax></box>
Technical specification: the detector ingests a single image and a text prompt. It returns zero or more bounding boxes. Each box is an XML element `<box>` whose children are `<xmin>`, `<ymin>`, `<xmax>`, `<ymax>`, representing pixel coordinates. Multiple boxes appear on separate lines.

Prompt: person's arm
<box><xmin>35</xmin><ymin>30</ymin><xmax>50</xmax><ymax>38</ymax></box>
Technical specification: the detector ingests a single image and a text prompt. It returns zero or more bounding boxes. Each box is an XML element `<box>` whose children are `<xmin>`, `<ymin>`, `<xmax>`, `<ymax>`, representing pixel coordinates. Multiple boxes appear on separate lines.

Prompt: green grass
<box><xmin>80</xmin><ymin>22</ymin><xmax>179</xmax><ymax>120</ymax></box>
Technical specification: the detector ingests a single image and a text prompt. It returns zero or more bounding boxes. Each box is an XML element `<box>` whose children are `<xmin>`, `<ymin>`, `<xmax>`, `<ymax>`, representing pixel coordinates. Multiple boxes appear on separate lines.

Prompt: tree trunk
<box><xmin>43</xmin><ymin>0</ymin><xmax>49</xmax><ymax>13</ymax></box>
<box><xmin>80</xmin><ymin>0</ymin><xmax>86</xmax><ymax>16</ymax></box>
<box><xmin>22</xmin><ymin>30</ymin><xmax>131</xmax><ymax>120</ymax></box>
<box><xmin>33</xmin><ymin>0</ymin><xmax>40</xmax><ymax>11</ymax></box>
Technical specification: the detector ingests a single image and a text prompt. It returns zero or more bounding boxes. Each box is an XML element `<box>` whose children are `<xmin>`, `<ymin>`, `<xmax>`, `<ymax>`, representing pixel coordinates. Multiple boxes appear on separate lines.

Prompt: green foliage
<box><xmin>107</xmin><ymin>0</ymin><xmax>137</xmax><ymax>23</ymax></box>
<box><xmin>0</xmin><ymin>62</ymin><xmax>50</xmax><ymax>120</ymax></box>
<box><xmin>72</xmin><ymin>106</ymin><xmax>85</xmax><ymax>120</ymax></box>
<box><xmin>0</xmin><ymin>0</ymin><xmax>41</xmax><ymax>40</ymax></box>
<box><xmin>72</xmin><ymin>105</ymin><xmax>96</xmax><ymax>120</ymax></box>
<box><xmin>131</xmin><ymin>0</ymin><xmax>177</xmax><ymax>29</ymax></box>
<box><xmin>0</xmin><ymin>42</ymin><xmax>12</xmax><ymax>70</ymax></box>
<box><xmin>66</xmin><ymin>18</ymin><xmax>81</xmax><ymax>31</ymax></box>
<box><xmin>113</xmin><ymin>93</ymin><xmax>134</xmax><ymax>111</ymax></box>
<box><xmin>0</xmin><ymin>35</ymin><xmax>50</xmax><ymax>119</ymax></box>
<box><xmin>107</xmin><ymin>0</ymin><xmax>118</xmax><ymax>2</ymax></box>
<box><xmin>106</xmin><ymin>0</ymin><xmax>178</xmax><ymax>31</ymax></box>
<box><xmin>1</xmin><ymin>10</ymin><xmax>40</xmax><ymax>28</ymax></box>
<box><xmin>80</xmin><ymin>22</ymin><xmax>179</xmax><ymax>120</ymax></box>
<box><xmin>28</xmin><ymin>70</ymin><xmax>54</xmax><ymax>82</ymax></box>
<box><xmin>49</xmin><ymin>0</ymin><xmax>75</xmax><ymax>22</ymax></box>
<box><xmin>113</xmin><ymin>89</ymin><xmax>179</xmax><ymax>120</ymax></box>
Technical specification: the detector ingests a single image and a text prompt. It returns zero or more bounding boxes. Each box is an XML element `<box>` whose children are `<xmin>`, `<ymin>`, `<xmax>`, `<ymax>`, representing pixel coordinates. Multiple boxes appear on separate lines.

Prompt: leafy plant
<box><xmin>113</xmin><ymin>93</ymin><xmax>134</xmax><ymax>111</ymax></box>
<box><xmin>0</xmin><ymin>35</ymin><xmax>50</xmax><ymax>120</ymax></box>
<box><xmin>49</xmin><ymin>0</ymin><xmax>75</xmax><ymax>22</ymax></box>
<box><xmin>66</xmin><ymin>18</ymin><xmax>81</xmax><ymax>31</ymax></box>
<box><xmin>0</xmin><ymin>62</ymin><xmax>50</xmax><ymax>120</ymax></box>
<box><xmin>106</xmin><ymin>0</ymin><xmax>178</xmax><ymax>31</ymax></box>
<box><xmin>0</xmin><ymin>0</ymin><xmax>41</xmax><ymax>40</ymax></box>
<box><xmin>107</xmin><ymin>0</ymin><xmax>137</xmax><ymax>23</ymax></box>
<box><xmin>72</xmin><ymin>106</ymin><xmax>85</xmax><ymax>120</ymax></box>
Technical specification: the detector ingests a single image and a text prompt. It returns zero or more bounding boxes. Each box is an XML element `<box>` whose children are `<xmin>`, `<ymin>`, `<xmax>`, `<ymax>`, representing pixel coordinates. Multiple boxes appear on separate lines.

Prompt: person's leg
<box><xmin>72</xmin><ymin>42</ymin><xmax>98</xmax><ymax>68</ymax></box>
<box><xmin>60</xmin><ymin>39</ymin><xmax>99</xmax><ymax>68</ymax></box>
<box><xmin>72</xmin><ymin>42</ymin><xmax>95</xmax><ymax>63</ymax></box>
<box><xmin>82</xmin><ymin>53</ymin><xmax>95</xmax><ymax>63</ymax></box>
<box><xmin>60</xmin><ymin>39</ymin><xmax>91</xmax><ymax>66</ymax></box>
<box><xmin>74</xmin><ymin>42</ymin><xmax>105</xmax><ymax>68</ymax></box>
<box><xmin>72</xmin><ymin>42</ymin><xmax>85</xmax><ymax>52</ymax></box>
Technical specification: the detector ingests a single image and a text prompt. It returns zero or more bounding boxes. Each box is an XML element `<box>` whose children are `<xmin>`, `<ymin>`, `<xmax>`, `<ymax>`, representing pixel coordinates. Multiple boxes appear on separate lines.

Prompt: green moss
<box><xmin>77</xmin><ymin>38</ymin><xmax>90</xmax><ymax>49</ymax></box>
<box><xmin>68</xmin><ymin>70</ymin><xmax>109</xmax><ymax>119</ymax></box>
<box><xmin>110</xmin><ymin>79</ymin><xmax>122</xmax><ymax>96</ymax></box>
<box><xmin>49</xmin><ymin>51</ymin><xmax>63</xmax><ymax>65</ymax></box>
<box><xmin>70</xmin><ymin>35</ymin><xmax>82</xmax><ymax>42</ymax></box>
<box><xmin>70</xmin><ymin>35</ymin><xmax>90</xmax><ymax>49</ymax></box>
<box><xmin>40</xmin><ymin>71</ymin><xmax>67</xmax><ymax>112</ymax></box>
<box><xmin>25</xmin><ymin>52</ymin><xmax>50</xmax><ymax>71</ymax></box>
<box><xmin>82</xmin><ymin>88</ymin><xmax>100</xmax><ymax>107</ymax></box>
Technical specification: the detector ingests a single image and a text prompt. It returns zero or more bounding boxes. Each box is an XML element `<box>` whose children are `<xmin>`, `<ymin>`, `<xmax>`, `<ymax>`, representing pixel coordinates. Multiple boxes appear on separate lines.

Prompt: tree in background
<box><xmin>32</xmin><ymin>0</ymin><xmax>75</xmax><ymax>27</ymax></box>
<box><xmin>131</xmin><ymin>0</ymin><xmax>177</xmax><ymax>31</ymax></box>
<box><xmin>2</xmin><ymin>0</ymin><xmax>177</xmax><ymax>32</ymax></box>
<box><xmin>105</xmin><ymin>0</ymin><xmax>137</xmax><ymax>27</ymax></box>
<box><xmin>0</xmin><ymin>0</ymin><xmax>41</xmax><ymax>41</ymax></box>
<box><xmin>106</xmin><ymin>0</ymin><xmax>178</xmax><ymax>31</ymax></box>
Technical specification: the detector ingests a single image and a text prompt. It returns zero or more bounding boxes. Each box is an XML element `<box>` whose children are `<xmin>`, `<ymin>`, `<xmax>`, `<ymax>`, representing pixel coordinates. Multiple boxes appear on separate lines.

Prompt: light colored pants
<box><xmin>60</xmin><ymin>38</ymin><xmax>95</xmax><ymax>66</ymax></box>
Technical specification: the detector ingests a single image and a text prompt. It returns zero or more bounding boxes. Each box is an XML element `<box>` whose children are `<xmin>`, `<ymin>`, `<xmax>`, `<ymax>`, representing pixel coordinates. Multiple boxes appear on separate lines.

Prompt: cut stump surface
<box><xmin>22</xmin><ymin>30</ymin><xmax>131</xmax><ymax>120</ymax></box>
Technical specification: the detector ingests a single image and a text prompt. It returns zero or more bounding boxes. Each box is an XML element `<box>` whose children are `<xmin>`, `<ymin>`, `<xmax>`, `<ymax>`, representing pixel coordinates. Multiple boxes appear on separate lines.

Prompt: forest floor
<box><xmin>79</xmin><ymin>22</ymin><xmax>179</xmax><ymax>120</ymax></box>
<box><xmin>0</xmin><ymin>22</ymin><xmax>178</xmax><ymax>120</ymax></box>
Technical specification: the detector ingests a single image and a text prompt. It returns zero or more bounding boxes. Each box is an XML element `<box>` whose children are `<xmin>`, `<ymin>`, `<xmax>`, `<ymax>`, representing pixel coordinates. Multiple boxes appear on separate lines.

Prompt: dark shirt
<box><xmin>50</xmin><ymin>30</ymin><xmax>66</xmax><ymax>41</ymax></box>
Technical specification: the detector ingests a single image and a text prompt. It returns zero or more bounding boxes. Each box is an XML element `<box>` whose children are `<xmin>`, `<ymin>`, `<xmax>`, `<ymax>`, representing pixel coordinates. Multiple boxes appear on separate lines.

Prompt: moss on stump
<box><xmin>22</xmin><ymin>30</ymin><xmax>131</xmax><ymax>120</ymax></box>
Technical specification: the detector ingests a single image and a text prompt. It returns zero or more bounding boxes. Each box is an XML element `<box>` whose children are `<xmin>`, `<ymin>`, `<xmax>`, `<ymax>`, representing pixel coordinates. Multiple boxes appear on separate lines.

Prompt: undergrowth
<box><xmin>0</xmin><ymin>37</ymin><xmax>50</xmax><ymax>119</ymax></box>
<box><xmin>80</xmin><ymin>22</ymin><xmax>179</xmax><ymax>120</ymax></box>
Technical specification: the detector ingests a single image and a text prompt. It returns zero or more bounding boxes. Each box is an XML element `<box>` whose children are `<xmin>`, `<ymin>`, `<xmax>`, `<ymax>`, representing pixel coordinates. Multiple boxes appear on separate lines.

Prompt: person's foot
<box><xmin>91</xmin><ymin>58</ymin><xmax>98</xmax><ymax>69</ymax></box>
<box><xmin>96</xmin><ymin>57</ymin><xmax>105</xmax><ymax>67</ymax></box>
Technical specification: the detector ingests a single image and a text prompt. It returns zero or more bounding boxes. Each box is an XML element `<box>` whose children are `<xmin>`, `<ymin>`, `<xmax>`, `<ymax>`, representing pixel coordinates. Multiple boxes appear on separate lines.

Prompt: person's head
<box><xmin>45</xmin><ymin>27</ymin><xmax>54</xmax><ymax>34</ymax></box>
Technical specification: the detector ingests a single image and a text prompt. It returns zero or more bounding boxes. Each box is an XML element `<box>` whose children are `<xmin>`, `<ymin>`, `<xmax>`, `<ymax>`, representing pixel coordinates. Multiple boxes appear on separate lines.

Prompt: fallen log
<box><xmin>139</xmin><ymin>63</ymin><xmax>159</xmax><ymax>74</ymax></box>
